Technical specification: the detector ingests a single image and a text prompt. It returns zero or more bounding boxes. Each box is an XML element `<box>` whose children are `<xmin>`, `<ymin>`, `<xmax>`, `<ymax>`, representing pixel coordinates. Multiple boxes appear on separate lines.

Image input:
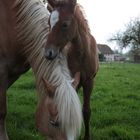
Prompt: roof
<box><xmin>98</xmin><ymin>44</ymin><xmax>114</xmax><ymax>54</ymax></box>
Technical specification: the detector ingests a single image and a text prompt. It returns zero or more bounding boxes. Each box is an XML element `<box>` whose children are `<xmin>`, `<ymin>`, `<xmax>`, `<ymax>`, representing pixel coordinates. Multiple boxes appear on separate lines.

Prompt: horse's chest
<box><xmin>67</xmin><ymin>51</ymin><xmax>81</xmax><ymax>74</ymax></box>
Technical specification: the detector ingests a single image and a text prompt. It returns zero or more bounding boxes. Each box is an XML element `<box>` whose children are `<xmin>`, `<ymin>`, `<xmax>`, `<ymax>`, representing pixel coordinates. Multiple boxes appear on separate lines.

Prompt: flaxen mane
<box><xmin>12</xmin><ymin>0</ymin><xmax>82</xmax><ymax>139</ymax></box>
<box><xmin>74</xmin><ymin>4</ymin><xmax>92</xmax><ymax>55</ymax></box>
<box><xmin>75</xmin><ymin>4</ymin><xmax>91</xmax><ymax>35</ymax></box>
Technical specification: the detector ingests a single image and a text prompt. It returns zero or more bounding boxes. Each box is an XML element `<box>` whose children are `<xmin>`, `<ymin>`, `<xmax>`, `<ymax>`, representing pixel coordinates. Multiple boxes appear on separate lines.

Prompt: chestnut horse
<box><xmin>0</xmin><ymin>0</ymin><xmax>82</xmax><ymax>140</ymax></box>
<box><xmin>45</xmin><ymin>0</ymin><xmax>99</xmax><ymax>139</ymax></box>
<box><xmin>36</xmin><ymin>53</ymin><xmax>82</xmax><ymax>140</ymax></box>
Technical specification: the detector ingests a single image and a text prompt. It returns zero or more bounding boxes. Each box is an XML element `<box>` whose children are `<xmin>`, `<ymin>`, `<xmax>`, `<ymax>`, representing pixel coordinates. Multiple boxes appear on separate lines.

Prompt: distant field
<box><xmin>7</xmin><ymin>63</ymin><xmax>140</xmax><ymax>140</ymax></box>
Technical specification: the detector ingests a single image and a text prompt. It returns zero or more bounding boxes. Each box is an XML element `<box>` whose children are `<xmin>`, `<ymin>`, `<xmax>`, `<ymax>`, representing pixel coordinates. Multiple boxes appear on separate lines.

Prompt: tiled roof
<box><xmin>98</xmin><ymin>44</ymin><xmax>114</xmax><ymax>54</ymax></box>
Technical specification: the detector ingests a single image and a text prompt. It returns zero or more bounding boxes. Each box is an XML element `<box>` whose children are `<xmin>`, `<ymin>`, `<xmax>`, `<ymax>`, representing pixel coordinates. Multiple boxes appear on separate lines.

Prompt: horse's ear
<box><xmin>69</xmin><ymin>0</ymin><xmax>77</xmax><ymax>13</ymax></box>
<box><xmin>72</xmin><ymin>72</ymin><xmax>80</xmax><ymax>89</ymax></box>
<box><xmin>72</xmin><ymin>0</ymin><xmax>77</xmax><ymax>6</ymax></box>
<box><xmin>47</xmin><ymin>3</ymin><xmax>53</xmax><ymax>13</ymax></box>
<box><xmin>42</xmin><ymin>78</ymin><xmax>56</xmax><ymax>97</ymax></box>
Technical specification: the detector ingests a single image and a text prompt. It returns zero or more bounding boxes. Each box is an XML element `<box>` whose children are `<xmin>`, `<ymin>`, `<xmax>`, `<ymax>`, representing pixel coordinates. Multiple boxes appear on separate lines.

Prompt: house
<box><xmin>98</xmin><ymin>44</ymin><xmax>114</xmax><ymax>62</ymax></box>
<box><xmin>114</xmin><ymin>54</ymin><xmax>126</xmax><ymax>61</ymax></box>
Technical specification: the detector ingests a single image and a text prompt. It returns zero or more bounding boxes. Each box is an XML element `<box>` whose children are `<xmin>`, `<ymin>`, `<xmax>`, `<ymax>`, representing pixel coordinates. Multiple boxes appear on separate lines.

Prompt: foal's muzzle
<box><xmin>45</xmin><ymin>47</ymin><xmax>58</xmax><ymax>60</ymax></box>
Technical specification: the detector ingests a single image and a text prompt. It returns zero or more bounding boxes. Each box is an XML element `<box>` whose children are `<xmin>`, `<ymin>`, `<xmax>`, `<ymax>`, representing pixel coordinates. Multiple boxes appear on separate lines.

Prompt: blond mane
<box><xmin>74</xmin><ymin>4</ymin><xmax>92</xmax><ymax>56</ymax></box>
<box><xmin>75</xmin><ymin>4</ymin><xmax>91</xmax><ymax>35</ymax></box>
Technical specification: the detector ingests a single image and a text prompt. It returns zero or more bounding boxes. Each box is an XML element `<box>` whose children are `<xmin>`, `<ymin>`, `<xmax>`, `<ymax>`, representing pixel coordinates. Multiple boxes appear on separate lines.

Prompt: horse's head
<box><xmin>36</xmin><ymin>72</ymin><xmax>80</xmax><ymax>140</ymax></box>
<box><xmin>45</xmin><ymin>0</ymin><xmax>77</xmax><ymax>60</ymax></box>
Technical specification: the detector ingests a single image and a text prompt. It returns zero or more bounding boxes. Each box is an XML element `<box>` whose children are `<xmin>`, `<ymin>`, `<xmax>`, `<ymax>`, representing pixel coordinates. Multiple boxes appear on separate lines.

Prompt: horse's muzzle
<box><xmin>45</xmin><ymin>48</ymin><xmax>58</xmax><ymax>60</ymax></box>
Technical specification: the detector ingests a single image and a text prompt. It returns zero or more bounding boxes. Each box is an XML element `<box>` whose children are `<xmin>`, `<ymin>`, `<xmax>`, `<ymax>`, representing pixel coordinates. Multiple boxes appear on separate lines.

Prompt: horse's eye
<box><xmin>61</xmin><ymin>22</ymin><xmax>69</xmax><ymax>31</ymax></box>
<box><xmin>49</xmin><ymin>120</ymin><xmax>59</xmax><ymax>127</ymax></box>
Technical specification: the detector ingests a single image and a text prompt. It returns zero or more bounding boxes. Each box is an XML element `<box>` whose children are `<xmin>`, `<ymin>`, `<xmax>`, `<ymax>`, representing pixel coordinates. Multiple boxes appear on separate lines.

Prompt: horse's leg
<box><xmin>0</xmin><ymin>88</ymin><xmax>8</xmax><ymax>140</ymax></box>
<box><xmin>82</xmin><ymin>79</ymin><xmax>93</xmax><ymax>140</ymax></box>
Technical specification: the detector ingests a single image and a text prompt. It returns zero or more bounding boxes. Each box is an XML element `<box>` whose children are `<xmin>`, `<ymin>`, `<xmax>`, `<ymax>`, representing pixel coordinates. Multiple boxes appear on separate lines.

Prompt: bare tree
<box><xmin>109</xmin><ymin>17</ymin><xmax>140</xmax><ymax>62</ymax></box>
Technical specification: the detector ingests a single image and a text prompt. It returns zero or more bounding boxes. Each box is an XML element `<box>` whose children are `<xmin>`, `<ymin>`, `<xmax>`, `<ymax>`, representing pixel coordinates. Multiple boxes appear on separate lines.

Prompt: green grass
<box><xmin>7</xmin><ymin>63</ymin><xmax>140</xmax><ymax>140</ymax></box>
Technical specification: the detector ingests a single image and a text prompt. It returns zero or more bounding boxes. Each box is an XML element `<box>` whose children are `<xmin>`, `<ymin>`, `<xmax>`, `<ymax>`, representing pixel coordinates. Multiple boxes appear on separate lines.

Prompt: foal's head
<box><xmin>45</xmin><ymin>0</ymin><xmax>78</xmax><ymax>60</ymax></box>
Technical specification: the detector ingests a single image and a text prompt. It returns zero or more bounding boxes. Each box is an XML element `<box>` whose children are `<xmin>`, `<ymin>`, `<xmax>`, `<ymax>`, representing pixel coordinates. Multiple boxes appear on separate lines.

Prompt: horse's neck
<box><xmin>12</xmin><ymin>0</ymin><xmax>50</xmax><ymax>92</ymax></box>
<box><xmin>13</xmin><ymin>0</ymin><xmax>49</xmax><ymax>59</ymax></box>
<box><xmin>72</xmin><ymin>32</ymin><xmax>91</xmax><ymax>58</ymax></box>
<box><xmin>72</xmin><ymin>5</ymin><xmax>93</xmax><ymax>57</ymax></box>
<box><xmin>2</xmin><ymin>0</ymin><xmax>13</xmax><ymax>7</ymax></box>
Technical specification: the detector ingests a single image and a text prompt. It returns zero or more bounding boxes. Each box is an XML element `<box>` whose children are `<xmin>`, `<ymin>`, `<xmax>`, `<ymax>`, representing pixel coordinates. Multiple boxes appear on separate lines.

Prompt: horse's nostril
<box><xmin>47</xmin><ymin>50</ymin><xmax>53</xmax><ymax>58</ymax></box>
<box><xmin>45</xmin><ymin>49</ymin><xmax>57</xmax><ymax>60</ymax></box>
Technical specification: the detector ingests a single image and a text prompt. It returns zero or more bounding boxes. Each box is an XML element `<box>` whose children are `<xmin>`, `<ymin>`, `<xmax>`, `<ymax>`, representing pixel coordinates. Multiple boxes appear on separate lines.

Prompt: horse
<box><xmin>0</xmin><ymin>0</ymin><xmax>82</xmax><ymax>140</ymax></box>
<box><xmin>36</xmin><ymin>53</ymin><xmax>82</xmax><ymax>140</ymax></box>
<box><xmin>45</xmin><ymin>0</ymin><xmax>99</xmax><ymax>140</ymax></box>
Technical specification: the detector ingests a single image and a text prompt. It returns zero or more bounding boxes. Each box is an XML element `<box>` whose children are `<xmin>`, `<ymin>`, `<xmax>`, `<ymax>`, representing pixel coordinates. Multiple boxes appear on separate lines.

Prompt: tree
<box><xmin>99</xmin><ymin>53</ymin><xmax>105</xmax><ymax>61</ymax></box>
<box><xmin>109</xmin><ymin>17</ymin><xmax>140</xmax><ymax>62</ymax></box>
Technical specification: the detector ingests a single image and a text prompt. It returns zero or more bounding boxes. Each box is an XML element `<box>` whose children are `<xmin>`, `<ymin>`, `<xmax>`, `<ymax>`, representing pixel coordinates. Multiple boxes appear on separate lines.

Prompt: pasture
<box><xmin>7</xmin><ymin>63</ymin><xmax>140</xmax><ymax>140</ymax></box>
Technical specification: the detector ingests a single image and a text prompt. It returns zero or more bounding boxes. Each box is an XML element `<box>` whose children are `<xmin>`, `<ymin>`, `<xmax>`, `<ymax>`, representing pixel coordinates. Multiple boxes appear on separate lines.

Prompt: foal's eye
<box><xmin>61</xmin><ymin>22</ymin><xmax>69</xmax><ymax>31</ymax></box>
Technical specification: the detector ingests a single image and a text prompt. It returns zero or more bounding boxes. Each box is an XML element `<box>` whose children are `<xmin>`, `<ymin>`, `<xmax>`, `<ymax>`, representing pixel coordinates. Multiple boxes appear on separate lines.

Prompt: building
<box><xmin>98</xmin><ymin>44</ymin><xmax>114</xmax><ymax>62</ymax></box>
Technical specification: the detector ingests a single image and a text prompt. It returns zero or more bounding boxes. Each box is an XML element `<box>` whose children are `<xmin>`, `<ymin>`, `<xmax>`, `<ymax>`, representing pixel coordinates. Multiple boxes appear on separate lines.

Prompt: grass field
<box><xmin>7</xmin><ymin>63</ymin><xmax>140</xmax><ymax>140</ymax></box>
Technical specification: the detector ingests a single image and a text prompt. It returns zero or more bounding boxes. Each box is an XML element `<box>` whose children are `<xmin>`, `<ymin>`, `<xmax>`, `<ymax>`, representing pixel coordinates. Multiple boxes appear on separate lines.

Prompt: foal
<box><xmin>45</xmin><ymin>0</ymin><xmax>99</xmax><ymax>139</ymax></box>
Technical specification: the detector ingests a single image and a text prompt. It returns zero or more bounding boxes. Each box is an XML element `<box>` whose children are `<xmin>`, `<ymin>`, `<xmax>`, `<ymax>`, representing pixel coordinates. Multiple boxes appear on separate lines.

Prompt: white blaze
<box><xmin>50</xmin><ymin>10</ymin><xmax>59</xmax><ymax>29</ymax></box>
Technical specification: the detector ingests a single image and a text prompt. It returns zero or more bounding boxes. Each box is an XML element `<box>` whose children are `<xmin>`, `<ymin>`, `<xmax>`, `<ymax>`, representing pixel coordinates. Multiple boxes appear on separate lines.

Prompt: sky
<box><xmin>78</xmin><ymin>0</ymin><xmax>140</xmax><ymax>52</ymax></box>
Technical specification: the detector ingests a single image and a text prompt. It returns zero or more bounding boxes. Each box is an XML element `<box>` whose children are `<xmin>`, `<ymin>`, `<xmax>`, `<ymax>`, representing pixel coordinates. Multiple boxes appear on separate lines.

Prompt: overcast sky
<box><xmin>78</xmin><ymin>0</ymin><xmax>140</xmax><ymax>52</ymax></box>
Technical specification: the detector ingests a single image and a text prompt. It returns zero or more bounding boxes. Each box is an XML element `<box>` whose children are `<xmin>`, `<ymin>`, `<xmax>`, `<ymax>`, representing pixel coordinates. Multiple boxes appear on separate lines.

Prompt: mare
<box><xmin>0</xmin><ymin>0</ymin><xmax>82</xmax><ymax>140</ymax></box>
<box><xmin>45</xmin><ymin>0</ymin><xmax>99</xmax><ymax>140</ymax></box>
